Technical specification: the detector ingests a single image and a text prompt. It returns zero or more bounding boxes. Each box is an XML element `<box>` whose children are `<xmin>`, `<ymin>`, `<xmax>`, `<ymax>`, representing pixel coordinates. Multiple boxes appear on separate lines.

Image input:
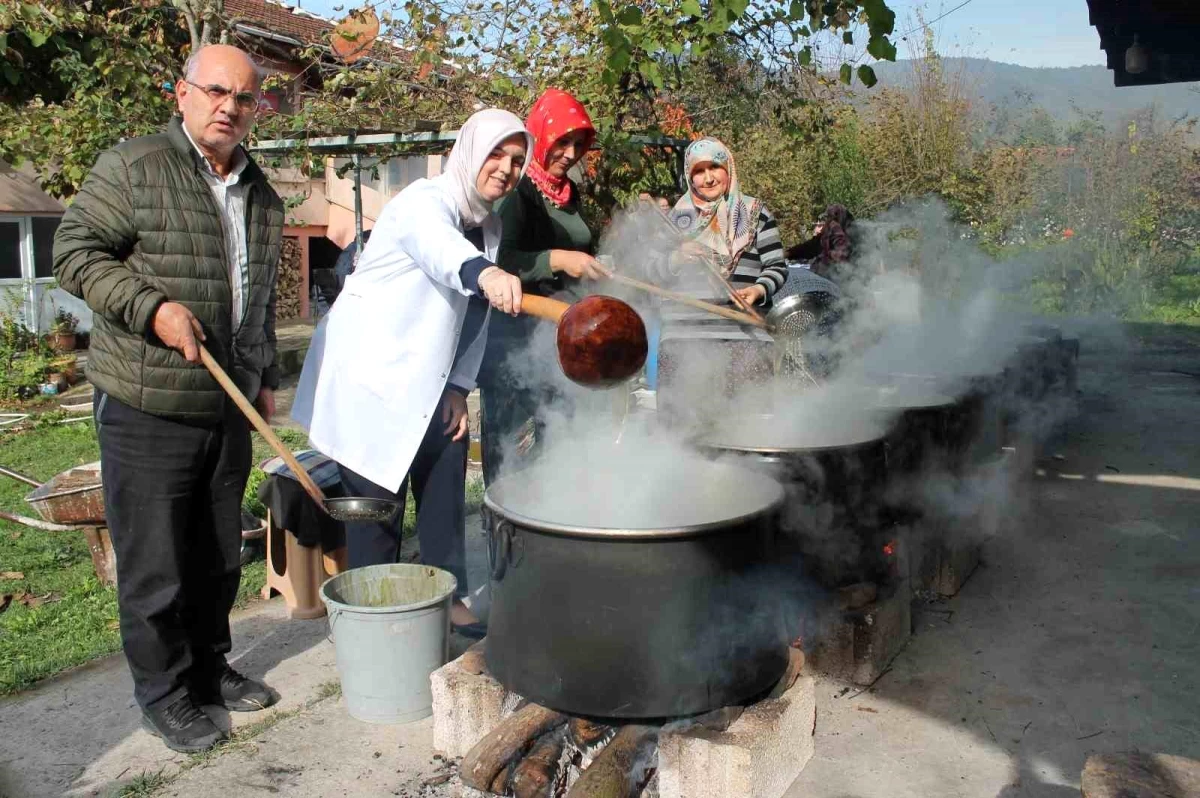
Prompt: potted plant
<box><xmin>50</xmin><ymin>309</ymin><xmax>79</xmax><ymax>352</ymax></box>
<box><xmin>47</xmin><ymin>354</ymin><xmax>78</xmax><ymax>390</ymax></box>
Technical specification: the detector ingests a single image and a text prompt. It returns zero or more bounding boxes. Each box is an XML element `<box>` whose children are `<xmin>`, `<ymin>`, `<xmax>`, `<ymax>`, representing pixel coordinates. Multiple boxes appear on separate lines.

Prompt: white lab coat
<box><xmin>291</xmin><ymin>178</ymin><xmax>495</xmax><ymax>492</ymax></box>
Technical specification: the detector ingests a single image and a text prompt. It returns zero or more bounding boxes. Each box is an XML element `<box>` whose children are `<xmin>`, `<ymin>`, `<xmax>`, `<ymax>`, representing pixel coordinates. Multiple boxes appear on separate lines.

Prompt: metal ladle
<box><xmin>198</xmin><ymin>345</ymin><xmax>400</xmax><ymax>524</ymax></box>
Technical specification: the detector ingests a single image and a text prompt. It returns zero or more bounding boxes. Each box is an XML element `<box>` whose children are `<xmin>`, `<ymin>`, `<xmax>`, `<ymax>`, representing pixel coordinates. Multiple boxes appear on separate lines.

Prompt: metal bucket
<box><xmin>319</xmin><ymin>563</ymin><xmax>457</xmax><ymax>724</ymax></box>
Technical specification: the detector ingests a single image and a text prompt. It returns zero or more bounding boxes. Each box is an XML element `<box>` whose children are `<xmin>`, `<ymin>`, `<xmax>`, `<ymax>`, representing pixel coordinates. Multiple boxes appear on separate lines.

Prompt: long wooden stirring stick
<box><xmin>695</xmin><ymin>252</ymin><xmax>766</xmax><ymax>321</ymax></box>
<box><xmin>595</xmin><ymin>264</ymin><xmax>768</xmax><ymax>329</ymax></box>
<box><xmin>198</xmin><ymin>344</ymin><xmax>330</xmax><ymax>511</ymax></box>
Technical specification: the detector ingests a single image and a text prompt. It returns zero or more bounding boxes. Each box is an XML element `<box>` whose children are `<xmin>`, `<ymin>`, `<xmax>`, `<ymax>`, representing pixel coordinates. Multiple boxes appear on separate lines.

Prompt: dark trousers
<box><xmin>479</xmin><ymin>377</ymin><xmax>539</xmax><ymax>487</ymax></box>
<box><xmin>94</xmin><ymin>390</ymin><xmax>251</xmax><ymax>711</ymax></box>
<box><xmin>336</xmin><ymin>413</ymin><xmax>468</xmax><ymax>598</ymax></box>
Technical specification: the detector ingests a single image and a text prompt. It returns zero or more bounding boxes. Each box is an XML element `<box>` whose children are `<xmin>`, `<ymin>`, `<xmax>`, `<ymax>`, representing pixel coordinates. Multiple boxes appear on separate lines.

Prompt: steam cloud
<box><xmin>484</xmin><ymin>196</ymin><xmax>1091</xmax><ymax>605</ymax></box>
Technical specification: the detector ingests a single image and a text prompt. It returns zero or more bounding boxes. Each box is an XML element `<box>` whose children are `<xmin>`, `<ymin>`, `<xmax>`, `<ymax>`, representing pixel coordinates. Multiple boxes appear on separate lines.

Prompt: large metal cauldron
<box><xmin>696</xmin><ymin>413</ymin><xmax>896</xmax><ymax>590</ymax></box>
<box><xmin>482</xmin><ymin>464</ymin><xmax>788</xmax><ymax>719</ymax></box>
<box><xmin>868</xmin><ymin>379</ymin><xmax>969</xmax><ymax>475</ymax></box>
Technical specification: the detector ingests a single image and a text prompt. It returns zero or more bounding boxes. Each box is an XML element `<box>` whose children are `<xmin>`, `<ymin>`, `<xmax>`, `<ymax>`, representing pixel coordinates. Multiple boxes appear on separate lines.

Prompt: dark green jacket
<box><xmin>495</xmin><ymin>175</ymin><xmax>593</xmax><ymax>302</ymax></box>
<box><xmin>54</xmin><ymin>116</ymin><xmax>283</xmax><ymax>423</ymax></box>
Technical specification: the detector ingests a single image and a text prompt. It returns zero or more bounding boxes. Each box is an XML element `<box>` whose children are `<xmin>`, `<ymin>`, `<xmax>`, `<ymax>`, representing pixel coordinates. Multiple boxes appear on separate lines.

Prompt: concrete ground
<box><xmin>2</xmin><ymin>324</ymin><xmax>1198</xmax><ymax>798</ymax></box>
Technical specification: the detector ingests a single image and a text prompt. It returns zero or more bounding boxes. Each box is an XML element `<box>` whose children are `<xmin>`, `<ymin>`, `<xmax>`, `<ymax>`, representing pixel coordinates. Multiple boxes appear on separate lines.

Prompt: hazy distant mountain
<box><xmin>865</xmin><ymin>58</ymin><xmax>1200</xmax><ymax>130</ymax></box>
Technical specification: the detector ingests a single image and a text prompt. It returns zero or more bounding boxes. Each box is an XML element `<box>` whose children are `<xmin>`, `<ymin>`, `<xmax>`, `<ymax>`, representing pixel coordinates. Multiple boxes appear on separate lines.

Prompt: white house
<box><xmin>0</xmin><ymin>160</ymin><xmax>90</xmax><ymax>333</ymax></box>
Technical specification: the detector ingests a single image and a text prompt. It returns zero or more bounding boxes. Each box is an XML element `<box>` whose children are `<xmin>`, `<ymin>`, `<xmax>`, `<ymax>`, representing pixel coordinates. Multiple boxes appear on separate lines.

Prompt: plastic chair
<box><xmin>262</xmin><ymin>509</ymin><xmax>348</xmax><ymax>619</ymax></box>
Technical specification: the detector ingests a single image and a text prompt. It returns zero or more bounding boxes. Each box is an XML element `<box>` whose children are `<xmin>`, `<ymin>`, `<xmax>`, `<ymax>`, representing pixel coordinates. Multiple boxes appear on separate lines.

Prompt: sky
<box><xmin>291</xmin><ymin>0</ymin><xmax>1108</xmax><ymax>70</ymax></box>
<box><xmin>883</xmin><ymin>0</ymin><xmax>1106</xmax><ymax>68</ymax></box>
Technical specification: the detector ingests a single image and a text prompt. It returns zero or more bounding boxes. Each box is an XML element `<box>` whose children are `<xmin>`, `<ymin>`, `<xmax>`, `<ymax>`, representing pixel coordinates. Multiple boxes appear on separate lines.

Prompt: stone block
<box><xmin>926</xmin><ymin>537</ymin><xmax>982</xmax><ymax>598</ymax></box>
<box><xmin>657</xmin><ymin>674</ymin><xmax>816</xmax><ymax>798</ymax></box>
<box><xmin>430</xmin><ymin>651</ymin><xmax>511</xmax><ymax>759</ymax></box>
<box><xmin>1082</xmin><ymin>751</ymin><xmax>1200</xmax><ymax>798</ymax></box>
<box><xmin>911</xmin><ymin>519</ymin><xmax>983</xmax><ymax>600</ymax></box>
<box><xmin>811</xmin><ymin>579</ymin><xmax>911</xmax><ymax>686</ymax></box>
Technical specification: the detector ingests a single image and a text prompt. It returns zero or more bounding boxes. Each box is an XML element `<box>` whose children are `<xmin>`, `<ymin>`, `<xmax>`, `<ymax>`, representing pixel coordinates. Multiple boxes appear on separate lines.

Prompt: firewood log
<box><xmin>274</xmin><ymin>237</ymin><xmax>303</xmax><ymax>320</ymax></box>
<box><xmin>510</xmin><ymin>728</ymin><xmax>566</xmax><ymax>798</ymax></box>
<box><xmin>460</xmin><ymin>639</ymin><xmax>487</xmax><ymax>675</ymax></box>
<box><xmin>565</xmin><ymin>724</ymin><xmax>657</xmax><ymax>798</ymax></box>
<box><xmin>460</xmin><ymin>703</ymin><xmax>567</xmax><ymax>791</ymax></box>
<box><xmin>767</xmin><ymin>647</ymin><xmax>807</xmax><ymax>700</ymax></box>
<box><xmin>490</xmin><ymin>766</ymin><xmax>510</xmax><ymax>795</ymax></box>
<box><xmin>567</xmin><ymin>717</ymin><xmax>613</xmax><ymax>750</ymax></box>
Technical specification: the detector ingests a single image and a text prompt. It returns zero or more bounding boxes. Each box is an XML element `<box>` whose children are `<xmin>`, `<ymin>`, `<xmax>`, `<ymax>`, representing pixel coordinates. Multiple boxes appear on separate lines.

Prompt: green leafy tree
<box><xmin>0</xmin><ymin>1</ymin><xmax>186</xmax><ymax>198</ymax></box>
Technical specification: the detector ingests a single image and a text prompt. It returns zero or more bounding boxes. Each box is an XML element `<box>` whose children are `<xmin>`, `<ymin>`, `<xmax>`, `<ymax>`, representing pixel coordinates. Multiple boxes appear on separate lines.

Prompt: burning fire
<box><xmin>882</xmin><ymin>540</ymin><xmax>897</xmax><ymax>557</ymax></box>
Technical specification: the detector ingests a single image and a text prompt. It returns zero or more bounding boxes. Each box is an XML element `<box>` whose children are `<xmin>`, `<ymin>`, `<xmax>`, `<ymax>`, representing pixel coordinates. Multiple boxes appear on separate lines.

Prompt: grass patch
<box><xmin>234</xmin><ymin>560</ymin><xmax>267</xmax><ymax>609</ymax></box>
<box><xmin>110</xmin><ymin>769</ymin><xmax>171</xmax><ymax>798</ymax></box>
<box><xmin>0</xmin><ymin>420</ymin><xmax>297</xmax><ymax>695</ymax></box>
<box><xmin>0</xmin><ymin>422</ymin><xmax>119</xmax><ymax>695</ymax></box>
<box><xmin>314</xmin><ymin>678</ymin><xmax>342</xmax><ymax>700</ymax></box>
<box><xmin>1134</xmin><ymin>274</ymin><xmax>1200</xmax><ymax>327</ymax></box>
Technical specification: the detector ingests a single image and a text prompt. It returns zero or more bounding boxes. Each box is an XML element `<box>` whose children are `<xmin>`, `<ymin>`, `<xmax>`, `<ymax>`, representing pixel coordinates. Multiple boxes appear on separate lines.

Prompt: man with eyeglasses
<box><xmin>54</xmin><ymin>44</ymin><xmax>283</xmax><ymax>753</ymax></box>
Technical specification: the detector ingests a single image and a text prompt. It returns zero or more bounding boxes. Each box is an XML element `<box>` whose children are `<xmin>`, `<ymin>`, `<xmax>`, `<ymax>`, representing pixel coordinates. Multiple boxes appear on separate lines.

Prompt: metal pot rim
<box><xmin>483</xmin><ymin>483</ymin><xmax>785</xmax><ymax>540</ymax></box>
<box><xmin>695</xmin><ymin>412</ymin><xmax>892</xmax><ymax>454</ymax></box>
<box><xmin>697</xmin><ymin>437</ymin><xmax>885</xmax><ymax>455</ymax></box>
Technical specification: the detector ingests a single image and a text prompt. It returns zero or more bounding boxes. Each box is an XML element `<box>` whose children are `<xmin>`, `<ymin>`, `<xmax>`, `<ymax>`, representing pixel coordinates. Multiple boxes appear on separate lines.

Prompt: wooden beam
<box><xmin>1088</xmin><ymin>0</ymin><xmax>1200</xmax><ymax>27</ymax></box>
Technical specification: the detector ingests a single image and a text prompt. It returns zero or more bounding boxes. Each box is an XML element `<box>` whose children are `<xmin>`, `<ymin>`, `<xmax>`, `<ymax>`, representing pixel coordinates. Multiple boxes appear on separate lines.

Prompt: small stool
<box><xmin>262</xmin><ymin>509</ymin><xmax>348</xmax><ymax>619</ymax></box>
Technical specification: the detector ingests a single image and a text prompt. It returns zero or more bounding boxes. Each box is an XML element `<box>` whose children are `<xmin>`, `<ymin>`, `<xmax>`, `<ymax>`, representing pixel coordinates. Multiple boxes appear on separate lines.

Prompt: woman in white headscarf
<box><xmin>292</xmin><ymin>109</ymin><xmax>532</xmax><ymax>635</ymax></box>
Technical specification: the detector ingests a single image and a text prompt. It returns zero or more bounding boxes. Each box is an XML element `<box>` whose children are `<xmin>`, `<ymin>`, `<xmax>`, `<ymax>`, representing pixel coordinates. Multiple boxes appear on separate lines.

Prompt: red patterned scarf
<box><xmin>525</xmin><ymin>88</ymin><xmax>596</xmax><ymax>207</ymax></box>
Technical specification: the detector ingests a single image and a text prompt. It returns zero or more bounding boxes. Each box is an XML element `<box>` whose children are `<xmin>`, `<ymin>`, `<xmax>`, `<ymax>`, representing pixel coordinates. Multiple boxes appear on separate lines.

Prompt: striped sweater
<box><xmin>649</xmin><ymin>206</ymin><xmax>788</xmax><ymax>342</ymax></box>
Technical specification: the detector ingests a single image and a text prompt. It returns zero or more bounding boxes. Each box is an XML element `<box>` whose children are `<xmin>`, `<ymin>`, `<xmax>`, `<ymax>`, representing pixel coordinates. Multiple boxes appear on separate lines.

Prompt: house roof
<box><xmin>0</xmin><ymin>160</ymin><xmax>64</xmax><ymax>215</ymax></box>
<box><xmin>225</xmin><ymin>0</ymin><xmax>415</xmax><ymax>66</ymax></box>
<box><xmin>1086</xmin><ymin>0</ymin><xmax>1200</xmax><ymax>86</ymax></box>
<box><xmin>224</xmin><ymin>0</ymin><xmax>335</xmax><ymax>46</ymax></box>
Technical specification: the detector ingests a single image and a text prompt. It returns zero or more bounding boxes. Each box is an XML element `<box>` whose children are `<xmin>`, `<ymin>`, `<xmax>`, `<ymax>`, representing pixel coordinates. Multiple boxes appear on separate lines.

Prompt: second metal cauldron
<box><xmin>696</xmin><ymin>412</ymin><xmax>897</xmax><ymax>589</ymax></box>
<box><xmin>482</xmin><ymin>461</ymin><xmax>788</xmax><ymax>719</ymax></box>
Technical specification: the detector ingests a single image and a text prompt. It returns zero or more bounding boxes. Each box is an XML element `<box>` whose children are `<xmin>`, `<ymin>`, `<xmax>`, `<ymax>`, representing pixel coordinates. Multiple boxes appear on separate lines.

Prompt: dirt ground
<box><xmin>1</xmin><ymin>321</ymin><xmax>1197</xmax><ymax>798</ymax></box>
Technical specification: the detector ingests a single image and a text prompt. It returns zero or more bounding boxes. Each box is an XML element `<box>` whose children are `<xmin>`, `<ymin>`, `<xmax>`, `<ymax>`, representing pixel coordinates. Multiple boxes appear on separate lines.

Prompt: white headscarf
<box><xmin>435</xmin><ymin>108</ymin><xmax>533</xmax><ymax>228</ymax></box>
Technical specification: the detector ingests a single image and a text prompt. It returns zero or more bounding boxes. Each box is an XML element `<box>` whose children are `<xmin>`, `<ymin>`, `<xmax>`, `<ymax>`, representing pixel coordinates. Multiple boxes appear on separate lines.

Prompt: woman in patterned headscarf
<box><xmin>667</xmin><ymin>137</ymin><xmax>788</xmax><ymax>305</ymax></box>
<box><xmin>649</xmin><ymin>137</ymin><xmax>789</xmax><ymax>427</ymax></box>
<box><xmin>478</xmin><ymin>87</ymin><xmax>603</xmax><ymax>485</ymax></box>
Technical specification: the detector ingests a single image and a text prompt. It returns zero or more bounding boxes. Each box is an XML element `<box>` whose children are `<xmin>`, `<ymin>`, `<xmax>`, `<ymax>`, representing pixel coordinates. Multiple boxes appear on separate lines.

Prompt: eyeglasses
<box><xmin>183</xmin><ymin>80</ymin><xmax>260</xmax><ymax>112</ymax></box>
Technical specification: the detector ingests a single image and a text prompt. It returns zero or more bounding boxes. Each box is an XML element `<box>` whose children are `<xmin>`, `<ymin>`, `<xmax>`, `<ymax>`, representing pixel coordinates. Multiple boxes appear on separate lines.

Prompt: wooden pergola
<box><xmin>249</xmin><ymin>130</ymin><xmax>690</xmax><ymax>317</ymax></box>
<box><xmin>1086</xmin><ymin>0</ymin><xmax>1200</xmax><ymax>86</ymax></box>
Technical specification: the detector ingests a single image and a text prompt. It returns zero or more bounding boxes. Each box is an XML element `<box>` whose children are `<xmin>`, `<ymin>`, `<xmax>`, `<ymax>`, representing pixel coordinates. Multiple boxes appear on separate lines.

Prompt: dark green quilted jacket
<box><xmin>54</xmin><ymin>116</ymin><xmax>283</xmax><ymax>423</ymax></box>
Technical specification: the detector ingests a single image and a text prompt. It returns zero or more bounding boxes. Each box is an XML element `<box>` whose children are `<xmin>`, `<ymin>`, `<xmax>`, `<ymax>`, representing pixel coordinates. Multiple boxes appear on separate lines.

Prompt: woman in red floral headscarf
<box><xmin>478</xmin><ymin>88</ymin><xmax>604</xmax><ymax>485</ymax></box>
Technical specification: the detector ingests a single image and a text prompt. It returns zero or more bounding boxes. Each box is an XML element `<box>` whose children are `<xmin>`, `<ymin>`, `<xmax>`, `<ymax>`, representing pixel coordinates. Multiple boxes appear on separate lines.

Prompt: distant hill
<box><xmin>864</xmin><ymin>58</ymin><xmax>1200</xmax><ymax>131</ymax></box>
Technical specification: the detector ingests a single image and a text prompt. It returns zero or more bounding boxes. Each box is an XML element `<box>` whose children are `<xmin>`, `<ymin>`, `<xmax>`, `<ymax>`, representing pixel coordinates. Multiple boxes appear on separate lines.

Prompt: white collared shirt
<box><xmin>182</xmin><ymin>124</ymin><xmax>250</xmax><ymax>329</ymax></box>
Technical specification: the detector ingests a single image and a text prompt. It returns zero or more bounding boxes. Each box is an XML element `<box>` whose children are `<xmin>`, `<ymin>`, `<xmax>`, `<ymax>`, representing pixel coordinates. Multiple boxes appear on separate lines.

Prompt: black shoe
<box><xmin>141</xmin><ymin>694</ymin><xmax>227</xmax><ymax>753</ymax></box>
<box><xmin>195</xmin><ymin>666</ymin><xmax>279</xmax><ymax>712</ymax></box>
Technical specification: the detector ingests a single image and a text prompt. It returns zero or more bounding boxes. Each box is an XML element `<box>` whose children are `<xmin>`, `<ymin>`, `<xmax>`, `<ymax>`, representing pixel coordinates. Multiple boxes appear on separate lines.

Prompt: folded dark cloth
<box><xmin>256</xmin><ymin>450</ymin><xmax>346</xmax><ymax>550</ymax></box>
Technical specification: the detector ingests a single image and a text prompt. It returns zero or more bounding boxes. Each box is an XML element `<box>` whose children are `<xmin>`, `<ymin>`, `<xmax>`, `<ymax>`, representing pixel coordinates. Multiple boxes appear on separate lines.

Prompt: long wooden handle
<box><xmin>696</xmin><ymin>254</ymin><xmax>766</xmax><ymax>321</ymax></box>
<box><xmin>519</xmin><ymin>294</ymin><xmax>570</xmax><ymax>324</ymax></box>
<box><xmin>198</xmin><ymin>345</ymin><xmax>328</xmax><ymax>510</ymax></box>
<box><xmin>602</xmin><ymin>270</ymin><xmax>769</xmax><ymax>329</ymax></box>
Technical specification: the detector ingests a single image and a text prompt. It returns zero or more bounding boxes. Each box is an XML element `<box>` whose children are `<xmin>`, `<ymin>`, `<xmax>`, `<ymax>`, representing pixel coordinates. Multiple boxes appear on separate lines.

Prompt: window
<box><xmin>0</xmin><ymin>221</ymin><xmax>21</xmax><ymax>281</ymax></box>
<box><xmin>32</xmin><ymin>217</ymin><xmax>59</xmax><ymax>278</ymax></box>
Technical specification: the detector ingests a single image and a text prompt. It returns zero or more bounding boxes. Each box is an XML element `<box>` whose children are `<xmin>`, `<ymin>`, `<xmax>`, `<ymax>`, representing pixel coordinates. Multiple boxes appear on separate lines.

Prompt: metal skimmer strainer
<box><xmin>765</xmin><ymin>270</ymin><xmax>842</xmax><ymax>383</ymax></box>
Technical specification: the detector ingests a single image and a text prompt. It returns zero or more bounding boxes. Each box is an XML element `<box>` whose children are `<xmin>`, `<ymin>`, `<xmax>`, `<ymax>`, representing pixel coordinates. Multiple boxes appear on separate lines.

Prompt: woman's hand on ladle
<box><xmin>478</xmin><ymin>266</ymin><xmax>523</xmax><ymax>316</ymax></box>
<box><xmin>442</xmin><ymin>390</ymin><xmax>469</xmax><ymax>441</ymax></box>
<box><xmin>550</xmin><ymin>250</ymin><xmax>608</xmax><ymax>281</ymax></box>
